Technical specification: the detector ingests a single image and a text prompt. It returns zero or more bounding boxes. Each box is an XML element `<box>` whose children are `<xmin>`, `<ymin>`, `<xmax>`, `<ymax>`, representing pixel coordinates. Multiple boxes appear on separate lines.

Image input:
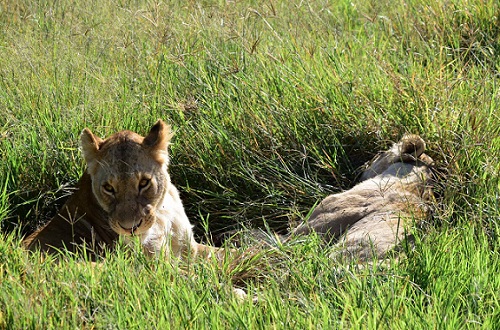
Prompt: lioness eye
<box><xmin>102</xmin><ymin>183</ymin><xmax>115</xmax><ymax>194</ymax></box>
<box><xmin>139</xmin><ymin>178</ymin><xmax>150</xmax><ymax>190</ymax></box>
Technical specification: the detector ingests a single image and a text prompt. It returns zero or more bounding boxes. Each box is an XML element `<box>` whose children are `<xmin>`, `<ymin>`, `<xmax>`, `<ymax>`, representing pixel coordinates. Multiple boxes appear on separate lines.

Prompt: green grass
<box><xmin>1</xmin><ymin>0</ymin><xmax>500</xmax><ymax>328</ymax></box>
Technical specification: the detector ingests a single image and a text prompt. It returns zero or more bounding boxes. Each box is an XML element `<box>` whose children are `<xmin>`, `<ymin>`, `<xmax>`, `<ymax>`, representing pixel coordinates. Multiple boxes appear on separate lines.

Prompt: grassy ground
<box><xmin>1</xmin><ymin>0</ymin><xmax>499</xmax><ymax>328</ymax></box>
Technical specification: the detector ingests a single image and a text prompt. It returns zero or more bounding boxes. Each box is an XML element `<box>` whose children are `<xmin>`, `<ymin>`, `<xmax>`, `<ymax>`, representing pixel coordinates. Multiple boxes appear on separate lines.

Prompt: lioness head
<box><xmin>80</xmin><ymin>120</ymin><xmax>174</xmax><ymax>236</ymax></box>
<box><xmin>361</xmin><ymin>134</ymin><xmax>434</xmax><ymax>181</ymax></box>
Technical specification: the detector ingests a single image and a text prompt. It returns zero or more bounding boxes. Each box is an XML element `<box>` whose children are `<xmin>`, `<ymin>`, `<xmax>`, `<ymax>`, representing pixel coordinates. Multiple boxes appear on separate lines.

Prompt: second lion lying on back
<box><xmin>293</xmin><ymin>134</ymin><xmax>434</xmax><ymax>260</ymax></box>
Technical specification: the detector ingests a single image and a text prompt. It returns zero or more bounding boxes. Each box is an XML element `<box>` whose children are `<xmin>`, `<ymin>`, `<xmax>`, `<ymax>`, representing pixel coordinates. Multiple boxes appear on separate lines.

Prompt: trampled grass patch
<box><xmin>1</xmin><ymin>0</ymin><xmax>500</xmax><ymax>328</ymax></box>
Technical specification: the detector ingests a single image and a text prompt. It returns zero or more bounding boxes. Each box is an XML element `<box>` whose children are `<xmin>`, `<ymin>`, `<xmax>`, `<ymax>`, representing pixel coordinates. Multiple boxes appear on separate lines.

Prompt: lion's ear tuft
<box><xmin>81</xmin><ymin>128</ymin><xmax>103</xmax><ymax>173</ymax></box>
<box><xmin>143</xmin><ymin>120</ymin><xmax>173</xmax><ymax>164</ymax></box>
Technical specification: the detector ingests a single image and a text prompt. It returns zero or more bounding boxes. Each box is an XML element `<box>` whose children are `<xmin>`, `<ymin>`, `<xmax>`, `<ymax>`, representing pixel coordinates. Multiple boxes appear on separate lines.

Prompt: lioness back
<box><xmin>24</xmin><ymin>120</ymin><xmax>201</xmax><ymax>259</ymax></box>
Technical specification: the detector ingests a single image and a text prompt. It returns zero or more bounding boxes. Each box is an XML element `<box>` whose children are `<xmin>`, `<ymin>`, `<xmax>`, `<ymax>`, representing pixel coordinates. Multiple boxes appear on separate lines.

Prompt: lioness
<box><xmin>293</xmin><ymin>134</ymin><xmax>434</xmax><ymax>260</ymax></box>
<box><xmin>24</xmin><ymin>120</ymin><xmax>214</xmax><ymax>259</ymax></box>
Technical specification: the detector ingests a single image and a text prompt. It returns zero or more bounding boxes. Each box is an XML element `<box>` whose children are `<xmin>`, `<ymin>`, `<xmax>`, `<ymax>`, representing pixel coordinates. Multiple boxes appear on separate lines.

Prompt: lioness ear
<box><xmin>81</xmin><ymin>128</ymin><xmax>104</xmax><ymax>173</ymax></box>
<box><xmin>142</xmin><ymin>120</ymin><xmax>174</xmax><ymax>164</ymax></box>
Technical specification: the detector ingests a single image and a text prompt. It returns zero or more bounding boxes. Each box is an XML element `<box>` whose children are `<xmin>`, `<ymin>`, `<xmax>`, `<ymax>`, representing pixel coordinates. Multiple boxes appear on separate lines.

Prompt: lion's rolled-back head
<box><xmin>80</xmin><ymin>120</ymin><xmax>174</xmax><ymax>236</ymax></box>
<box><xmin>361</xmin><ymin>134</ymin><xmax>434</xmax><ymax>182</ymax></box>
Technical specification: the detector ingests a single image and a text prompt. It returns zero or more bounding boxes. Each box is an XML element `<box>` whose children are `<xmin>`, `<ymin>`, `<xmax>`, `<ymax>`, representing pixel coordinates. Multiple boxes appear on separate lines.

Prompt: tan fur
<box><xmin>24</xmin><ymin>120</ymin><xmax>217</xmax><ymax>260</ymax></box>
<box><xmin>293</xmin><ymin>134</ymin><xmax>434</xmax><ymax>260</ymax></box>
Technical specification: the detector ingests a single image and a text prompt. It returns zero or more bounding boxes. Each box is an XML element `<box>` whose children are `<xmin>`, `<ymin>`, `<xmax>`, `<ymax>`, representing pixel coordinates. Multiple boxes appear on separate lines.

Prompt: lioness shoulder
<box><xmin>24</xmin><ymin>120</ymin><xmax>212</xmax><ymax>259</ymax></box>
